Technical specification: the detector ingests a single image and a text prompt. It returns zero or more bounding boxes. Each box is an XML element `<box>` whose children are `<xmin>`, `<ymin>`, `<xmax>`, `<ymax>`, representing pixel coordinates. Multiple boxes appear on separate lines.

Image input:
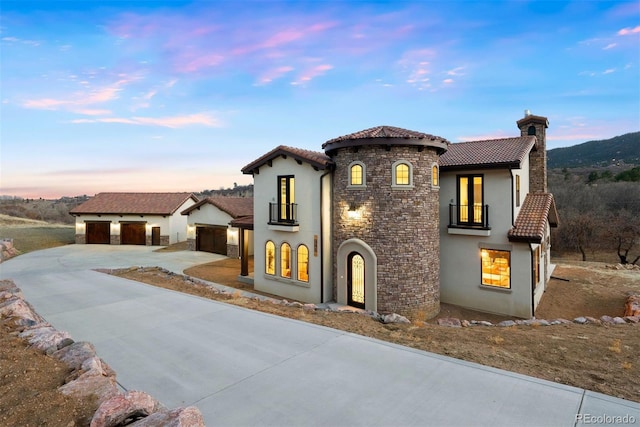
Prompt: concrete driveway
<box><xmin>1</xmin><ymin>245</ymin><xmax>638</xmax><ymax>426</ymax></box>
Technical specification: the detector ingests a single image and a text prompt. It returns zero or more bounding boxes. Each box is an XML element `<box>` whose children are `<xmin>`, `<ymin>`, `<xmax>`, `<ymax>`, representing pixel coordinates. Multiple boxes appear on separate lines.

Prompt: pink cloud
<box><xmin>71</xmin><ymin>108</ymin><xmax>113</xmax><ymax>116</ymax></box>
<box><xmin>257</xmin><ymin>66</ymin><xmax>295</xmax><ymax>84</ymax></box>
<box><xmin>294</xmin><ymin>64</ymin><xmax>333</xmax><ymax>84</ymax></box>
<box><xmin>23</xmin><ymin>98</ymin><xmax>70</xmax><ymax>110</ymax></box>
<box><xmin>174</xmin><ymin>53</ymin><xmax>225</xmax><ymax>73</ymax></box>
<box><xmin>71</xmin><ymin>113</ymin><xmax>222</xmax><ymax>128</ymax></box>
<box><xmin>618</xmin><ymin>26</ymin><xmax>640</xmax><ymax>36</ymax></box>
<box><xmin>23</xmin><ymin>78</ymin><xmax>135</xmax><ymax>111</ymax></box>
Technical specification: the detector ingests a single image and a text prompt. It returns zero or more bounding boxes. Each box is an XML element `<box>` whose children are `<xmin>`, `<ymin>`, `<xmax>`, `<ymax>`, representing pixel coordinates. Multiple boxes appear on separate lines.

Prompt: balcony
<box><xmin>269</xmin><ymin>203</ymin><xmax>299</xmax><ymax>231</ymax></box>
<box><xmin>448</xmin><ymin>204</ymin><xmax>491</xmax><ymax>236</ymax></box>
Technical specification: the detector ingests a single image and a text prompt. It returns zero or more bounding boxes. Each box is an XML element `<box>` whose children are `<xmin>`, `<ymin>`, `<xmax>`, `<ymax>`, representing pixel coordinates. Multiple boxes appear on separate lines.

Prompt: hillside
<box><xmin>548</xmin><ymin>132</ymin><xmax>640</xmax><ymax>169</ymax></box>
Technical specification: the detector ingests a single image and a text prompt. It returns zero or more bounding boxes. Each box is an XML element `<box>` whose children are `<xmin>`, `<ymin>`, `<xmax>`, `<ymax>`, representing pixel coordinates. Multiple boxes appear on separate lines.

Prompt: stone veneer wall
<box><xmin>331</xmin><ymin>145</ymin><xmax>441</xmax><ymax>318</ymax></box>
<box><xmin>75</xmin><ymin>234</ymin><xmax>86</xmax><ymax>244</ymax></box>
<box><xmin>519</xmin><ymin>118</ymin><xmax>548</xmax><ymax>194</ymax></box>
<box><xmin>110</xmin><ymin>235</ymin><xmax>120</xmax><ymax>245</ymax></box>
<box><xmin>146</xmin><ymin>235</ymin><xmax>170</xmax><ymax>246</ymax></box>
<box><xmin>227</xmin><ymin>244</ymin><xmax>239</xmax><ymax>259</ymax></box>
<box><xmin>187</xmin><ymin>238</ymin><xmax>196</xmax><ymax>251</ymax></box>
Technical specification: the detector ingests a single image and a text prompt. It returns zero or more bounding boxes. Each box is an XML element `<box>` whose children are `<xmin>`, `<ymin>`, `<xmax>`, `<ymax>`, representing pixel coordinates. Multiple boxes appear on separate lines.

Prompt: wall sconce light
<box><xmin>347</xmin><ymin>202</ymin><xmax>361</xmax><ymax>220</ymax></box>
<box><xmin>227</xmin><ymin>227</ymin><xmax>239</xmax><ymax>245</ymax></box>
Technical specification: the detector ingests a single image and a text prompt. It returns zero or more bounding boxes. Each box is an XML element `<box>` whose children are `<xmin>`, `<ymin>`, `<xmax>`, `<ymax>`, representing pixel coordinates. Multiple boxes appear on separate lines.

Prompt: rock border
<box><xmin>104</xmin><ymin>266</ymin><xmax>640</xmax><ymax>329</ymax></box>
<box><xmin>0</xmin><ymin>280</ymin><xmax>205</xmax><ymax>427</ymax></box>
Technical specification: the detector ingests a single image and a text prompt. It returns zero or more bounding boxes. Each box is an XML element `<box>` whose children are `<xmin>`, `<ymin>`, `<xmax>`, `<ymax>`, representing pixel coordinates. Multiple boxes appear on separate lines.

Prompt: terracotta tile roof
<box><xmin>70</xmin><ymin>192</ymin><xmax>197</xmax><ymax>215</ymax></box>
<box><xmin>230</xmin><ymin>215</ymin><xmax>254</xmax><ymax>229</ymax></box>
<box><xmin>323</xmin><ymin>125</ymin><xmax>449</xmax><ymax>144</ymax></box>
<box><xmin>440</xmin><ymin>136</ymin><xmax>536</xmax><ymax>170</ymax></box>
<box><xmin>242</xmin><ymin>145</ymin><xmax>333</xmax><ymax>175</ymax></box>
<box><xmin>322</xmin><ymin>125</ymin><xmax>449</xmax><ymax>153</ymax></box>
<box><xmin>508</xmin><ymin>193</ymin><xmax>559</xmax><ymax>243</ymax></box>
<box><xmin>181</xmin><ymin>197</ymin><xmax>253</xmax><ymax>218</ymax></box>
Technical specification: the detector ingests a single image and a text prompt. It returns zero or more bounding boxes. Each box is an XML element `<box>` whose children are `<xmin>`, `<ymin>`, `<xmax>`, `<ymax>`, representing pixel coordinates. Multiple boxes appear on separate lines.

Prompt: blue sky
<box><xmin>1</xmin><ymin>0</ymin><xmax>639</xmax><ymax>198</ymax></box>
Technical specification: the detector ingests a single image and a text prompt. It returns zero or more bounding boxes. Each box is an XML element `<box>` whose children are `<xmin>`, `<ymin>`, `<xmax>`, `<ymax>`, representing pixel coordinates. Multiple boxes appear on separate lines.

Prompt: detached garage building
<box><xmin>70</xmin><ymin>192</ymin><xmax>198</xmax><ymax>246</ymax></box>
<box><xmin>182</xmin><ymin>197</ymin><xmax>253</xmax><ymax>257</ymax></box>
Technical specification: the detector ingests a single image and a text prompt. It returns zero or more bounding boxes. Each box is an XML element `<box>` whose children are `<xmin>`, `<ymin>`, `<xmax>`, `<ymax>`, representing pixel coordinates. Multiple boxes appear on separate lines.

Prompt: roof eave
<box><xmin>508</xmin><ymin>234</ymin><xmax>543</xmax><ymax>243</ymax></box>
<box><xmin>323</xmin><ymin>138</ymin><xmax>449</xmax><ymax>155</ymax></box>
<box><xmin>241</xmin><ymin>148</ymin><xmax>332</xmax><ymax>175</ymax></box>
<box><xmin>440</xmin><ymin>160</ymin><xmax>521</xmax><ymax>172</ymax></box>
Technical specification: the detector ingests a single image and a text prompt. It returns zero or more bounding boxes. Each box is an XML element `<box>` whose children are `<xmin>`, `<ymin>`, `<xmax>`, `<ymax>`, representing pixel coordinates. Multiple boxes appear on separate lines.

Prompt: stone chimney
<box><xmin>517</xmin><ymin>111</ymin><xmax>549</xmax><ymax>193</ymax></box>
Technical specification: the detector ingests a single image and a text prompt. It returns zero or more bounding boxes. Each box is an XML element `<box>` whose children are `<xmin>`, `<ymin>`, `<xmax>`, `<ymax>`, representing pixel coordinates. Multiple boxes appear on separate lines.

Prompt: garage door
<box><xmin>86</xmin><ymin>222</ymin><xmax>110</xmax><ymax>244</ymax></box>
<box><xmin>196</xmin><ymin>226</ymin><xmax>227</xmax><ymax>255</ymax></box>
<box><xmin>121</xmin><ymin>223</ymin><xmax>146</xmax><ymax>245</ymax></box>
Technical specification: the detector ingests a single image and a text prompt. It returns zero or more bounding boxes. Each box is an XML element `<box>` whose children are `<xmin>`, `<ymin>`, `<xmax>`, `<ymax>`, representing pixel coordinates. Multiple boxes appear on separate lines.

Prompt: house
<box><xmin>70</xmin><ymin>192</ymin><xmax>198</xmax><ymax>246</ymax></box>
<box><xmin>181</xmin><ymin>197</ymin><xmax>254</xmax><ymax>258</ymax></box>
<box><xmin>241</xmin><ymin>112</ymin><xmax>558</xmax><ymax>319</ymax></box>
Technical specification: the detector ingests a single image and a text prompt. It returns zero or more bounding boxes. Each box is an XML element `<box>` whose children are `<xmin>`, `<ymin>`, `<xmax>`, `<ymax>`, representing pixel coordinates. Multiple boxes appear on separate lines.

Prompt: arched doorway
<box><xmin>336</xmin><ymin>238</ymin><xmax>377</xmax><ymax>312</ymax></box>
<box><xmin>347</xmin><ymin>252</ymin><xmax>365</xmax><ymax>309</ymax></box>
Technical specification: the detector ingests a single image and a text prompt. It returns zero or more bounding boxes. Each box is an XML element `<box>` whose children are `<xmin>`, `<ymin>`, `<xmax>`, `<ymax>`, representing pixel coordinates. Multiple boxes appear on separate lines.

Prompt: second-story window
<box><xmin>395</xmin><ymin>163</ymin><xmax>409</xmax><ymax>185</ymax></box>
<box><xmin>348</xmin><ymin>162</ymin><xmax>365</xmax><ymax>187</ymax></box>
<box><xmin>515</xmin><ymin>175</ymin><xmax>520</xmax><ymax>207</ymax></box>
<box><xmin>432</xmin><ymin>164</ymin><xmax>439</xmax><ymax>187</ymax></box>
<box><xmin>457</xmin><ymin>174</ymin><xmax>484</xmax><ymax>225</ymax></box>
<box><xmin>392</xmin><ymin>160</ymin><xmax>413</xmax><ymax>188</ymax></box>
<box><xmin>278</xmin><ymin>175</ymin><xmax>295</xmax><ymax>222</ymax></box>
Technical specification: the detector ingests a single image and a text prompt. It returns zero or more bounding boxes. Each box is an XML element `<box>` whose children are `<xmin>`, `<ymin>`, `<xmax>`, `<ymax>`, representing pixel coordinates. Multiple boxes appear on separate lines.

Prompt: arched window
<box><xmin>432</xmin><ymin>164</ymin><xmax>439</xmax><ymax>187</ymax></box>
<box><xmin>281</xmin><ymin>243</ymin><xmax>291</xmax><ymax>278</ymax></box>
<box><xmin>392</xmin><ymin>160</ymin><xmax>413</xmax><ymax>188</ymax></box>
<box><xmin>527</xmin><ymin>125</ymin><xmax>536</xmax><ymax>136</ymax></box>
<box><xmin>265</xmin><ymin>241</ymin><xmax>275</xmax><ymax>275</ymax></box>
<box><xmin>297</xmin><ymin>244</ymin><xmax>309</xmax><ymax>282</ymax></box>
<box><xmin>348</xmin><ymin>162</ymin><xmax>366</xmax><ymax>187</ymax></box>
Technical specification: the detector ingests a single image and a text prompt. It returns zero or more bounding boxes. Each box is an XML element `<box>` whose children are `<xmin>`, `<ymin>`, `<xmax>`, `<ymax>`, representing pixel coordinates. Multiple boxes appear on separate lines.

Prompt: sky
<box><xmin>1</xmin><ymin>1</ymin><xmax>639</xmax><ymax>199</ymax></box>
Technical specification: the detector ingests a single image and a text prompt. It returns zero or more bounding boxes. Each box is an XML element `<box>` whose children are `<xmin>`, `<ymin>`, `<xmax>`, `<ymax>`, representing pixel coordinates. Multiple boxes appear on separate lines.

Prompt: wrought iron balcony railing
<box><xmin>269</xmin><ymin>202</ymin><xmax>298</xmax><ymax>225</ymax></box>
<box><xmin>449</xmin><ymin>204</ymin><xmax>490</xmax><ymax>229</ymax></box>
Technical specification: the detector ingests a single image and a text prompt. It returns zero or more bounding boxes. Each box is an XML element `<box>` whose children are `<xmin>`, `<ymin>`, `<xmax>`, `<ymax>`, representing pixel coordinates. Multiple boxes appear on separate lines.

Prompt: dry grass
<box><xmin>608</xmin><ymin>339</ymin><xmax>622</xmax><ymax>353</ymax></box>
<box><xmin>0</xmin><ymin>226</ymin><xmax>75</xmax><ymax>253</ymax></box>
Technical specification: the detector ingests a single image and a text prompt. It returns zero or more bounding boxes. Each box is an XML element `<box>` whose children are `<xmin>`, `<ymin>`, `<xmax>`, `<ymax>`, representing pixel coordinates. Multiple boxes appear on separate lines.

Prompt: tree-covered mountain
<box><xmin>548</xmin><ymin>132</ymin><xmax>640</xmax><ymax>169</ymax></box>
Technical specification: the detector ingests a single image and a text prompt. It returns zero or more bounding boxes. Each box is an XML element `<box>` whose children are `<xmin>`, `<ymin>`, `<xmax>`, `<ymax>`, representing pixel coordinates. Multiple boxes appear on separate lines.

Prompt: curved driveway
<box><xmin>1</xmin><ymin>245</ymin><xmax>638</xmax><ymax>426</ymax></box>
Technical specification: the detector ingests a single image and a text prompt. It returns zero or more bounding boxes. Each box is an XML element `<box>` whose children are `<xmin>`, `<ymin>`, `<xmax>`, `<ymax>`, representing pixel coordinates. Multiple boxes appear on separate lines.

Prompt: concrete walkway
<box><xmin>1</xmin><ymin>245</ymin><xmax>638</xmax><ymax>426</ymax></box>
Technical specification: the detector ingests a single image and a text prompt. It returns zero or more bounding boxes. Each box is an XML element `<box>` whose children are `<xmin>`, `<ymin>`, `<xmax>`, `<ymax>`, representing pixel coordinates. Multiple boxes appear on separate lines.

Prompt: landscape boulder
<box><xmin>380</xmin><ymin>313</ymin><xmax>411</xmax><ymax>324</ymax></box>
<box><xmin>90</xmin><ymin>391</ymin><xmax>165</xmax><ymax>427</ymax></box>
<box><xmin>436</xmin><ymin>317</ymin><xmax>461</xmax><ymax>327</ymax></box>
<box><xmin>624</xmin><ymin>295</ymin><xmax>640</xmax><ymax>317</ymax></box>
<box><xmin>130</xmin><ymin>406</ymin><xmax>205</xmax><ymax>427</ymax></box>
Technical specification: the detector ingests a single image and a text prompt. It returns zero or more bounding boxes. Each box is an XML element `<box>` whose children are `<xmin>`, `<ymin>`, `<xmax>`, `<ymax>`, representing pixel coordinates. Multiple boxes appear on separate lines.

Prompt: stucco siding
<box><xmin>168</xmin><ymin>199</ymin><xmax>195</xmax><ymax>243</ymax></box>
<box><xmin>439</xmin><ymin>168</ymin><xmax>534</xmax><ymax>318</ymax></box>
<box><xmin>252</xmin><ymin>155</ymin><xmax>325</xmax><ymax>303</ymax></box>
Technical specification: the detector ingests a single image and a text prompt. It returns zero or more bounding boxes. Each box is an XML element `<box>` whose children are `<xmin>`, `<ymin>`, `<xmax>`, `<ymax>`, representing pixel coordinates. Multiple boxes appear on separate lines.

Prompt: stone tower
<box><xmin>517</xmin><ymin>111</ymin><xmax>549</xmax><ymax>193</ymax></box>
<box><xmin>322</xmin><ymin>126</ymin><xmax>449</xmax><ymax>318</ymax></box>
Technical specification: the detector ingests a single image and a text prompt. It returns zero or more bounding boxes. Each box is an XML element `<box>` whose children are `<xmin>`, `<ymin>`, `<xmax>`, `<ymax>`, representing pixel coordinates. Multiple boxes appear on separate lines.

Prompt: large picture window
<box><xmin>281</xmin><ymin>243</ymin><xmax>292</xmax><ymax>278</ymax></box>
<box><xmin>265</xmin><ymin>241</ymin><xmax>275</xmax><ymax>275</ymax></box>
<box><xmin>457</xmin><ymin>174</ymin><xmax>484</xmax><ymax>225</ymax></box>
<box><xmin>297</xmin><ymin>244</ymin><xmax>309</xmax><ymax>282</ymax></box>
<box><xmin>481</xmin><ymin>249</ymin><xmax>510</xmax><ymax>289</ymax></box>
